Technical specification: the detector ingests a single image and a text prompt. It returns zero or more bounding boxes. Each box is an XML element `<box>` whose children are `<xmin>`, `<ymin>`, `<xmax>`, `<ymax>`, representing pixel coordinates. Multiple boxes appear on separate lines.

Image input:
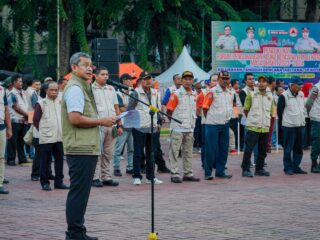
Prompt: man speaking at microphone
<box><xmin>62</xmin><ymin>52</ymin><xmax>116</xmax><ymax>240</ymax></box>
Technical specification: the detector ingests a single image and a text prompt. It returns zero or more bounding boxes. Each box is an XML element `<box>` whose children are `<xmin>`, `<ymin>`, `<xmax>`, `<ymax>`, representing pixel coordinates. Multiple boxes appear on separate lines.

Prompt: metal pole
<box><xmin>237</xmin><ymin>119</ymin><xmax>240</xmax><ymax>155</ymax></box>
<box><xmin>201</xmin><ymin>12</ymin><xmax>205</xmax><ymax>69</ymax></box>
<box><xmin>276</xmin><ymin>117</ymin><xmax>279</xmax><ymax>153</ymax></box>
<box><xmin>57</xmin><ymin>0</ymin><xmax>60</xmax><ymax>80</ymax></box>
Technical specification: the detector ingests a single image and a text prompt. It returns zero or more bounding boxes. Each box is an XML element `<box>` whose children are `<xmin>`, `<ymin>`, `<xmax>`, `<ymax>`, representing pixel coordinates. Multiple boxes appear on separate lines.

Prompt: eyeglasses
<box><xmin>77</xmin><ymin>63</ymin><xmax>93</xmax><ymax>70</ymax></box>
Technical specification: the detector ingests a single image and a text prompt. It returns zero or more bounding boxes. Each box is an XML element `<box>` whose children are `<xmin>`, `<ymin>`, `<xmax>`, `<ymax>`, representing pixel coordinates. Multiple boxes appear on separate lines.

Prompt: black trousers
<box><xmin>31</xmin><ymin>138</ymin><xmax>40</xmax><ymax>178</ymax></box>
<box><xmin>39</xmin><ymin>142</ymin><xmax>64</xmax><ymax>186</ymax></box>
<box><xmin>193</xmin><ymin>116</ymin><xmax>202</xmax><ymax>148</ymax></box>
<box><xmin>6</xmin><ymin>122</ymin><xmax>28</xmax><ymax>164</ymax></box>
<box><xmin>132</xmin><ymin>129</ymin><xmax>157</xmax><ymax>180</ymax></box>
<box><xmin>66</xmin><ymin>155</ymin><xmax>98</xmax><ymax>237</ymax></box>
<box><xmin>241</xmin><ymin>130</ymin><xmax>269</xmax><ymax>171</ymax></box>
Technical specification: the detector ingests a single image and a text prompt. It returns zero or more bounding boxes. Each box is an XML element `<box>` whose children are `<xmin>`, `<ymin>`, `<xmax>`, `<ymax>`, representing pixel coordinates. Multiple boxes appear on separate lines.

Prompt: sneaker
<box><xmin>157</xmin><ymin>166</ymin><xmax>171</xmax><ymax>173</ymax></box>
<box><xmin>204</xmin><ymin>176</ymin><xmax>214</xmax><ymax>180</ymax></box>
<box><xmin>92</xmin><ymin>179</ymin><xmax>103</xmax><ymax>187</ymax></box>
<box><xmin>171</xmin><ymin>176</ymin><xmax>183</xmax><ymax>183</ymax></box>
<box><xmin>0</xmin><ymin>186</ymin><xmax>9</xmax><ymax>194</ymax></box>
<box><xmin>255</xmin><ymin>169</ymin><xmax>270</xmax><ymax>176</ymax></box>
<box><xmin>182</xmin><ymin>175</ymin><xmax>200</xmax><ymax>182</ymax></box>
<box><xmin>229</xmin><ymin>149</ymin><xmax>237</xmax><ymax>155</ymax></box>
<box><xmin>113</xmin><ymin>169</ymin><xmax>122</xmax><ymax>177</ymax></box>
<box><xmin>293</xmin><ymin>168</ymin><xmax>307</xmax><ymax>174</ymax></box>
<box><xmin>120</xmin><ymin>156</ymin><xmax>124</xmax><ymax>160</ymax></box>
<box><xmin>242</xmin><ymin>170</ymin><xmax>254</xmax><ymax>177</ymax></box>
<box><xmin>285</xmin><ymin>170</ymin><xmax>294</xmax><ymax>175</ymax></box>
<box><xmin>133</xmin><ymin>178</ymin><xmax>142</xmax><ymax>185</ymax></box>
<box><xmin>311</xmin><ymin>165</ymin><xmax>320</xmax><ymax>173</ymax></box>
<box><xmin>102</xmin><ymin>179</ymin><xmax>119</xmax><ymax>187</ymax></box>
<box><xmin>146</xmin><ymin>178</ymin><xmax>163</xmax><ymax>184</ymax></box>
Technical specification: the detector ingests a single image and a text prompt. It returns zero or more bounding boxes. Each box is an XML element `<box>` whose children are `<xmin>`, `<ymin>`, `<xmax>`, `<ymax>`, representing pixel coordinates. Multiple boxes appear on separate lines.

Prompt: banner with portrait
<box><xmin>212</xmin><ymin>21</ymin><xmax>320</xmax><ymax>83</ymax></box>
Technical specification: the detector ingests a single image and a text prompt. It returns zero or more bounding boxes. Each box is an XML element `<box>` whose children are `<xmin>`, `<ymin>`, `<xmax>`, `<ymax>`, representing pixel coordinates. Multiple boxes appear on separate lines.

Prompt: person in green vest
<box><xmin>62</xmin><ymin>52</ymin><xmax>116</xmax><ymax>240</ymax></box>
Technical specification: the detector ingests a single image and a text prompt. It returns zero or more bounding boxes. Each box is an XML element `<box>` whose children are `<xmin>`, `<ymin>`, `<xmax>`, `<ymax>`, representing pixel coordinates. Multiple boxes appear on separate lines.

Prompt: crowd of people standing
<box><xmin>0</xmin><ymin>51</ymin><xmax>320</xmax><ymax>239</ymax></box>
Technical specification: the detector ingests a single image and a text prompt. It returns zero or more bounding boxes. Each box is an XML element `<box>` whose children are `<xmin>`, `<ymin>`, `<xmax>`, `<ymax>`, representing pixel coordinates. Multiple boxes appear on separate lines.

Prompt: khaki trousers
<box><xmin>0</xmin><ymin>129</ymin><xmax>6</xmax><ymax>187</ymax></box>
<box><xmin>94</xmin><ymin>127</ymin><xmax>116</xmax><ymax>181</ymax></box>
<box><xmin>169</xmin><ymin>131</ymin><xmax>194</xmax><ymax>177</ymax></box>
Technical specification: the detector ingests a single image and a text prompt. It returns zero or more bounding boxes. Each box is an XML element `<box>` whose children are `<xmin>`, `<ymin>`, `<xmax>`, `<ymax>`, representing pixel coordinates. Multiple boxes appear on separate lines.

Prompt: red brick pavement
<box><xmin>1</xmin><ymin>138</ymin><xmax>320</xmax><ymax>240</ymax></box>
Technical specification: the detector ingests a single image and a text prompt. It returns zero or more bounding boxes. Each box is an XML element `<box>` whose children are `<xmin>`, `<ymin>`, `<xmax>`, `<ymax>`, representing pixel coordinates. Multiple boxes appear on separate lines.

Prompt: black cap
<box><xmin>219</xmin><ymin>71</ymin><xmax>230</xmax><ymax>78</ymax></box>
<box><xmin>139</xmin><ymin>71</ymin><xmax>152</xmax><ymax>80</ymax></box>
<box><xmin>181</xmin><ymin>71</ymin><xmax>194</xmax><ymax>79</ymax></box>
<box><xmin>120</xmin><ymin>73</ymin><xmax>135</xmax><ymax>82</ymax></box>
<box><xmin>246</xmin><ymin>26</ymin><xmax>255</xmax><ymax>32</ymax></box>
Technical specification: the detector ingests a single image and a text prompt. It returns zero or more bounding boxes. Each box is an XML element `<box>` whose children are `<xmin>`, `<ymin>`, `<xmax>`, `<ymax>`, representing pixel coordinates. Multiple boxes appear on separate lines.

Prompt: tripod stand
<box><xmin>119</xmin><ymin>88</ymin><xmax>181</xmax><ymax>240</ymax></box>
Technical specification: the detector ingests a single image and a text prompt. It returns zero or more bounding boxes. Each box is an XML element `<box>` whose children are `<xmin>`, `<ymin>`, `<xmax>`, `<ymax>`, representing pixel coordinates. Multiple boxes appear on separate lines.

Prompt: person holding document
<box><xmin>91</xmin><ymin>66</ymin><xmax>123</xmax><ymax>188</ymax></box>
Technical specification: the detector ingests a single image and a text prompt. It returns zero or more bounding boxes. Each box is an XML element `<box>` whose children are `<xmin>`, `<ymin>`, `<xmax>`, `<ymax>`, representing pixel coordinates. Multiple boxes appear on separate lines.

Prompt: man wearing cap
<box><xmin>113</xmin><ymin>73</ymin><xmax>135</xmax><ymax>176</ymax></box>
<box><xmin>277</xmin><ymin>76</ymin><xmax>307</xmax><ymax>175</ymax></box>
<box><xmin>306</xmin><ymin>78</ymin><xmax>320</xmax><ymax>173</ymax></box>
<box><xmin>202</xmin><ymin>71</ymin><xmax>234</xmax><ymax>179</ymax></box>
<box><xmin>127</xmin><ymin>71</ymin><xmax>163</xmax><ymax>185</ymax></box>
<box><xmin>0</xmin><ymin>83</ymin><xmax>12</xmax><ymax>194</ymax></box>
<box><xmin>241</xmin><ymin>76</ymin><xmax>274</xmax><ymax>177</ymax></box>
<box><xmin>294</xmin><ymin>27</ymin><xmax>320</xmax><ymax>51</ymax></box>
<box><xmin>166</xmin><ymin>71</ymin><xmax>200</xmax><ymax>183</ymax></box>
<box><xmin>196</xmin><ymin>73</ymin><xmax>218</xmax><ymax>168</ymax></box>
<box><xmin>161</xmin><ymin>74</ymin><xmax>182</xmax><ymax>107</ymax></box>
<box><xmin>215</xmin><ymin>25</ymin><xmax>238</xmax><ymax>51</ymax></box>
<box><xmin>91</xmin><ymin>66</ymin><xmax>122</xmax><ymax>187</ymax></box>
<box><xmin>240</xmin><ymin>26</ymin><xmax>260</xmax><ymax>51</ymax></box>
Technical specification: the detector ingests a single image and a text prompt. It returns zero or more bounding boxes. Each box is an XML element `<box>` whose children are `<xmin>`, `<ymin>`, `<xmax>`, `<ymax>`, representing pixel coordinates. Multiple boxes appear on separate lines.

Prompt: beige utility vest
<box><xmin>170</xmin><ymin>87</ymin><xmax>197</xmax><ymax>130</ymax></box>
<box><xmin>246</xmin><ymin>90</ymin><xmax>273</xmax><ymax>129</ymax></box>
<box><xmin>135</xmin><ymin>87</ymin><xmax>159</xmax><ymax>128</ymax></box>
<box><xmin>9</xmin><ymin>88</ymin><xmax>29</xmax><ymax>121</ymax></box>
<box><xmin>38</xmin><ymin>97</ymin><xmax>62</xmax><ymax>144</ymax></box>
<box><xmin>0</xmin><ymin>86</ymin><xmax>5</xmax><ymax>125</ymax></box>
<box><xmin>282</xmin><ymin>89</ymin><xmax>306</xmax><ymax>127</ymax></box>
<box><xmin>91</xmin><ymin>83</ymin><xmax>116</xmax><ymax>118</ymax></box>
<box><xmin>205</xmin><ymin>85</ymin><xmax>233</xmax><ymax>125</ymax></box>
<box><xmin>309</xmin><ymin>83</ymin><xmax>320</xmax><ymax>122</ymax></box>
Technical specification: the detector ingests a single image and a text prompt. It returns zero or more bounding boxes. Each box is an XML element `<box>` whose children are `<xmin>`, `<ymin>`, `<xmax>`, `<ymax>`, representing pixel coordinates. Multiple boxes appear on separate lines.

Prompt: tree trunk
<box><xmin>305</xmin><ymin>0</ymin><xmax>317</xmax><ymax>22</ymax></box>
<box><xmin>157</xmin><ymin>36</ymin><xmax>168</xmax><ymax>72</ymax></box>
<box><xmin>59</xmin><ymin>0</ymin><xmax>72</xmax><ymax>77</ymax></box>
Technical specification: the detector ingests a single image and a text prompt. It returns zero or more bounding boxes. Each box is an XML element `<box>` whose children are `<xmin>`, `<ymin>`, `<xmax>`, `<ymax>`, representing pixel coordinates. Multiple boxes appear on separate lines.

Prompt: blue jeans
<box><xmin>112</xmin><ymin>130</ymin><xmax>133</xmax><ymax>171</ymax></box>
<box><xmin>204</xmin><ymin>123</ymin><xmax>229</xmax><ymax>177</ymax></box>
<box><xmin>282</xmin><ymin>126</ymin><xmax>305</xmax><ymax>172</ymax></box>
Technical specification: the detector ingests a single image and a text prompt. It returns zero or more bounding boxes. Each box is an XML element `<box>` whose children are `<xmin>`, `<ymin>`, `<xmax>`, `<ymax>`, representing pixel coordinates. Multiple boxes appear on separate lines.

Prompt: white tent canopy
<box><xmin>156</xmin><ymin>46</ymin><xmax>209</xmax><ymax>84</ymax></box>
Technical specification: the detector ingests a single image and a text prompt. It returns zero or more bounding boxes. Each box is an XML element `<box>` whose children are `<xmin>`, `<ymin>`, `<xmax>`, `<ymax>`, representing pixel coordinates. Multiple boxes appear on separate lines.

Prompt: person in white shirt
<box><xmin>91</xmin><ymin>67</ymin><xmax>123</xmax><ymax>187</ymax></box>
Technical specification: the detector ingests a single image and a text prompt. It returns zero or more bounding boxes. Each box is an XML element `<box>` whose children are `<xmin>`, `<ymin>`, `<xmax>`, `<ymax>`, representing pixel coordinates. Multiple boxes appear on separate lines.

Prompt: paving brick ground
<box><xmin>1</xmin><ymin>137</ymin><xmax>320</xmax><ymax>240</ymax></box>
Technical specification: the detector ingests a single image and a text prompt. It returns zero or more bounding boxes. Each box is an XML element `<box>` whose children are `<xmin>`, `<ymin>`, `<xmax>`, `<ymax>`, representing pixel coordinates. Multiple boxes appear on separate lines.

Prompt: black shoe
<box><xmin>157</xmin><ymin>166</ymin><xmax>171</xmax><ymax>173</ymax></box>
<box><xmin>293</xmin><ymin>168</ymin><xmax>307</xmax><ymax>174</ymax></box>
<box><xmin>7</xmin><ymin>161</ymin><xmax>16</xmax><ymax>166</ymax></box>
<box><xmin>204</xmin><ymin>176</ymin><xmax>214</xmax><ymax>180</ymax></box>
<box><xmin>55</xmin><ymin>183</ymin><xmax>70</xmax><ymax>189</ymax></box>
<box><xmin>242</xmin><ymin>170</ymin><xmax>254</xmax><ymax>177</ymax></box>
<box><xmin>126</xmin><ymin>169</ymin><xmax>134</xmax><ymax>174</ymax></box>
<box><xmin>48</xmin><ymin>174</ymin><xmax>55</xmax><ymax>180</ymax></box>
<box><xmin>311</xmin><ymin>165</ymin><xmax>320</xmax><ymax>173</ymax></box>
<box><xmin>171</xmin><ymin>176</ymin><xmax>183</xmax><ymax>183</ymax></box>
<box><xmin>42</xmin><ymin>183</ymin><xmax>52</xmax><ymax>191</ymax></box>
<box><xmin>182</xmin><ymin>175</ymin><xmax>200</xmax><ymax>182</ymax></box>
<box><xmin>31</xmin><ymin>176</ymin><xmax>40</xmax><ymax>181</ymax></box>
<box><xmin>255</xmin><ymin>169</ymin><xmax>270</xmax><ymax>176</ymax></box>
<box><xmin>113</xmin><ymin>169</ymin><xmax>122</xmax><ymax>177</ymax></box>
<box><xmin>0</xmin><ymin>186</ymin><xmax>9</xmax><ymax>194</ymax></box>
<box><xmin>92</xmin><ymin>179</ymin><xmax>103</xmax><ymax>188</ymax></box>
<box><xmin>285</xmin><ymin>170</ymin><xmax>294</xmax><ymax>175</ymax></box>
<box><xmin>102</xmin><ymin>179</ymin><xmax>119</xmax><ymax>187</ymax></box>
<box><xmin>65</xmin><ymin>231</ymin><xmax>98</xmax><ymax>240</ymax></box>
<box><xmin>215</xmin><ymin>174</ymin><xmax>232</xmax><ymax>179</ymax></box>
<box><xmin>3</xmin><ymin>178</ymin><xmax>9</xmax><ymax>184</ymax></box>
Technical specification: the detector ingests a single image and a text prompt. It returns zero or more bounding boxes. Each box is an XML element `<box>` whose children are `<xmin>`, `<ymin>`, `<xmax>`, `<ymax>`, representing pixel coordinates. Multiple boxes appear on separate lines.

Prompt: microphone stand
<box><xmin>119</xmin><ymin>88</ymin><xmax>181</xmax><ymax>240</ymax></box>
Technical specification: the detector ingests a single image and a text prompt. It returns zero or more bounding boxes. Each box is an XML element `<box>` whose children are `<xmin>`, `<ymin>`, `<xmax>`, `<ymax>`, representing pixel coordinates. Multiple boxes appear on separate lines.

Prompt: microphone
<box><xmin>106</xmin><ymin>79</ymin><xmax>134</xmax><ymax>91</ymax></box>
